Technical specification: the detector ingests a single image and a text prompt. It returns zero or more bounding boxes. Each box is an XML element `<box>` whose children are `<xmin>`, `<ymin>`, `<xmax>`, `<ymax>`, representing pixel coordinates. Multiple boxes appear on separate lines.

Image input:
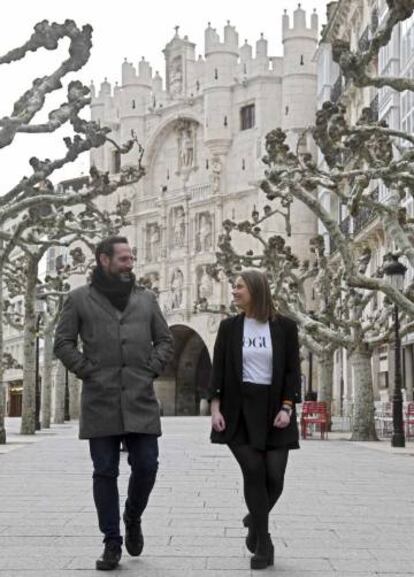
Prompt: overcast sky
<box><xmin>0</xmin><ymin>0</ymin><xmax>329</xmax><ymax>194</ymax></box>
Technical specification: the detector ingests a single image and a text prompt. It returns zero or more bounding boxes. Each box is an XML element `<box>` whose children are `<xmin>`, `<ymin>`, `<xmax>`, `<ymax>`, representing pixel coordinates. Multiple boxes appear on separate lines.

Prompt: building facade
<box><xmin>87</xmin><ymin>7</ymin><xmax>320</xmax><ymax>414</ymax></box>
<box><xmin>316</xmin><ymin>0</ymin><xmax>414</xmax><ymax>416</ymax></box>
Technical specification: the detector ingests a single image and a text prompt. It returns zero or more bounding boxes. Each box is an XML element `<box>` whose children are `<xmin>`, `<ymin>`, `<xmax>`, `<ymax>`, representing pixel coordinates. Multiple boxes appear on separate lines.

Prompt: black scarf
<box><xmin>91</xmin><ymin>266</ymin><xmax>135</xmax><ymax>312</ymax></box>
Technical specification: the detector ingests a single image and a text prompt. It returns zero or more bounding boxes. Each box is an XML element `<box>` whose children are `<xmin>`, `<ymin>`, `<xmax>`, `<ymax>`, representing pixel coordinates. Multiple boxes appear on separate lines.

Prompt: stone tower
<box><xmin>87</xmin><ymin>11</ymin><xmax>320</xmax><ymax>415</ymax></box>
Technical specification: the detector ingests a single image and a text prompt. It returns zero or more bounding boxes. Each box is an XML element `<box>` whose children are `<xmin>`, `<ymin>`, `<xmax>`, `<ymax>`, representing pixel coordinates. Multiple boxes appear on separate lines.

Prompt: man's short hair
<box><xmin>95</xmin><ymin>236</ymin><xmax>129</xmax><ymax>265</ymax></box>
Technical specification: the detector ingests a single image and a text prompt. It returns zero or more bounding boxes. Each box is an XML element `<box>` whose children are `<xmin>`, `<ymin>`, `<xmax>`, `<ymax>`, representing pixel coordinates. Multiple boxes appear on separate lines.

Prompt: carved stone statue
<box><xmin>176</xmin><ymin>120</ymin><xmax>196</xmax><ymax>172</ymax></box>
<box><xmin>198</xmin><ymin>265</ymin><xmax>213</xmax><ymax>300</ymax></box>
<box><xmin>196</xmin><ymin>212</ymin><xmax>213</xmax><ymax>252</ymax></box>
<box><xmin>170</xmin><ymin>268</ymin><xmax>184</xmax><ymax>309</ymax></box>
<box><xmin>180</xmin><ymin>129</ymin><xmax>194</xmax><ymax>168</ymax></box>
<box><xmin>147</xmin><ymin>223</ymin><xmax>160</xmax><ymax>261</ymax></box>
<box><xmin>210</xmin><ymin>155</ymin><xmax>222</xmax><ymax>193</ymax></box>
<box><xmin>172</xmin><ymin>206</ymin><xmax>185</xmax><ymax>247</ymax></box>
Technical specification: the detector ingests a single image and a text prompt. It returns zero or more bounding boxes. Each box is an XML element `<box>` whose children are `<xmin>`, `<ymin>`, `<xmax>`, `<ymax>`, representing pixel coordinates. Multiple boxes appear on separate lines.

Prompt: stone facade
<box><xmin>316</xmin><ymin>0</ymin><xmax>414</xmax><ymax>416</ymax></box>
<box><xmin>88</xmin><ymin>7</ymin><xmax>319</xmax><ymax>415</ymax></box>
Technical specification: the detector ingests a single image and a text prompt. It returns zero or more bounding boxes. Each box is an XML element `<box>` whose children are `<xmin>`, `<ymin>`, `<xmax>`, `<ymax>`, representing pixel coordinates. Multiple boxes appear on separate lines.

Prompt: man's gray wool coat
<box><xmin>54</xmin><ymin>284</ymin><xmax>174</xmax><ymax>439</ymax></box>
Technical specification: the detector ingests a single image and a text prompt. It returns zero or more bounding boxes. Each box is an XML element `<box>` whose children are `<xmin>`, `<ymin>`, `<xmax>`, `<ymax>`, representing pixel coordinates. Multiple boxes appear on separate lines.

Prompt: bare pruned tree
<box><xmin>0</xmin><ymin>20</ymin><xmax>145</xmax><ymax>444</ymax></box>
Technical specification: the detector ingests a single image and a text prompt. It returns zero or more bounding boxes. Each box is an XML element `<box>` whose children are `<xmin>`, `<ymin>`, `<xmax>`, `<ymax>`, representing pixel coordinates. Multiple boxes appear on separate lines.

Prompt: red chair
<box><xmin>405</xmin><ymin>402</ymin><xmax>414</xmax><ymax>439</ymax></box>
<box><xmin>300</xmin><ymin>401</ymin><xmax>329</xmax><ymax>440</ymax></box>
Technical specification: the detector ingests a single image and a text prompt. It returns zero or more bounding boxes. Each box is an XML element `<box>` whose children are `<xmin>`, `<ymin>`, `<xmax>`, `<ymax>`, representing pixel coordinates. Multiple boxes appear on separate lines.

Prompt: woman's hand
<box><xmin>273</xmin><ymin>409</ymin><xmax>291</xmax><ymax>429</ymax></box>
<box><xmin>210</xmin><ymin>399</ymin><xmax>226</xmax><ymax>433</ymax></box>
<box><xmin>211</xmin><ymin>411</ymin><xmax>226</xmax><ymax>432</ymax></box>
<box><xmin>211</xmin><ymin>399</ymin><xmax>226</xmax><ymax>432</ymax></box>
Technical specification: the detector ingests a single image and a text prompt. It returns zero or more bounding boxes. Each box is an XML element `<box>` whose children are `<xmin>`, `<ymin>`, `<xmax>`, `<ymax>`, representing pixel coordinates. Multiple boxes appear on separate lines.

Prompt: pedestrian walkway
<box><xmin>0</xmin><ymin>416</ymin><xmax>413</xmax><ymax>576</ymax></box>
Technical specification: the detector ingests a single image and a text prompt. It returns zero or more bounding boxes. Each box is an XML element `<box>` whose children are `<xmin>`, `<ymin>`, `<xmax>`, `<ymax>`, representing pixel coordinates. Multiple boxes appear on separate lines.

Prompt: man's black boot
<box><xmin>123</xmin><ymin>511</ymin><xmax>144</xmax><ymax>556</ymax></box>
<box><xmin>243</xmin><ymin>513</ymin><xmax>257</xmax><ymax>554</ymax></box>
<box><xmin>96</xmin><ymin>541</ymin><xmax>122</xmax><ymax>571</ymax></box>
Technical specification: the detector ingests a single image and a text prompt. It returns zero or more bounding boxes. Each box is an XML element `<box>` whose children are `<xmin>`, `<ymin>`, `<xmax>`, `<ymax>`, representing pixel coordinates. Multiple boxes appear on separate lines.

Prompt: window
<box><xmin>401</xmin><ymin>67</ymin><xmax>414</xmax><ymax>144</ymax></box>
<box><xmin>112</xmin><ymin>150</ymin><xmax>121</xmax><ymax>174</ymax></box>
<box><xmin>401</xmin><ymin>15</ymin><xmax>414</xmax><ymax>68</ymax></box>
<box><xmin>55</xmin><ymin>254</ymin><xmax>65</xmax><ymax>271</ymax></box>
<box><xmin>240</xmin><ymin>104</ymin><xmax>255</xmax><ymax>130</ymax></box>
<box><xmin>256</xmin><ymin>137</ymin><xmax>262</xmax><ymax>158</ymax></box>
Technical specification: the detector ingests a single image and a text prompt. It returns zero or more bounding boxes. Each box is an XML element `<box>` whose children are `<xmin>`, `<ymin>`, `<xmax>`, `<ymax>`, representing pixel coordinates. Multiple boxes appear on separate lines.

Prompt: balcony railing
<box><xmin>353</xmin><ymin>189</ymin><xmax>379</xmax><ymax>235</ymax></box>
<box><xmin>353</xmin><ymin>206</ymin><xmax>375</xmax><ymax>235</ymax></box>
<box><xmin>330</xmin><ymin>191</ymin><xmax>379</xmax><ymax>252</ymax></box>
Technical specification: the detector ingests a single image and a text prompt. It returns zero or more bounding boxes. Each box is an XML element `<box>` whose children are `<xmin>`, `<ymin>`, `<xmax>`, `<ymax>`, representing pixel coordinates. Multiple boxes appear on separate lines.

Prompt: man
<box><xmin>54</xmin><ymin>236</ymin><xmax>174</xmax><ymax>571</ymax></box>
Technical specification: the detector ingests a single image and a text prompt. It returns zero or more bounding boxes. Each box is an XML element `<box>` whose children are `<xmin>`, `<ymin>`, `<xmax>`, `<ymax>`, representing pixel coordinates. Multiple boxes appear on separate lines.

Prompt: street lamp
<box><xmin>383</xmin><ymin>253</ymin><xmax>407</xmax><ymax>448</ymax></box>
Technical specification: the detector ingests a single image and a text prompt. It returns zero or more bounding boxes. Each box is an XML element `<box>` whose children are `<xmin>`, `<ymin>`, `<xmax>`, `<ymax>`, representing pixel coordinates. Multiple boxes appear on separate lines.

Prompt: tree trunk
<box><xmin>53</xmin><ymin>360</ymin><xmax>66</xmax><ymax>424</ymax></box>
<box><xmin>350</xmin><ymin>347</ymin><xmax>378</xmax><ymax>441</ymax></box>
<box><xmin>317</xmin><ymin>351</ymin><xmax>334</xmax><ymax>430</ymax></box>
<box><xmin>318</xmin><ymin>352</ymin><xmax>334</xmax><ymax>403</ymax></box>
<box><xmin>69</xmin><ymin>372</ymin><xmax>80</xmax><ymax>420</ymax></box>
<box><xmin>0</xmin><ymin>268</ymin><xmax>6</xmax><ymax>444</ymax></box>
<box><xmin>20</xmin><ymin>258</ymin><xmax>39</xmax><ymax>435</ymax></box>
<box><xmin>41</xmin><ymin>327</ymin><xmax>54</xmax><ymax>428</ymax></box>
<box><xmin>404</xmin><ymin>345</ymin><xmax>414</xmax><ymax>402</ymax></box>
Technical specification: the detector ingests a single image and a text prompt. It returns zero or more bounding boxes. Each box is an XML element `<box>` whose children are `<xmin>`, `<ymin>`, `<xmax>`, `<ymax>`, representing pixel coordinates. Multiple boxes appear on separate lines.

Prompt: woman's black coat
<box><xmin>207</xmin><ymin>313</ymin><xmax>301</xmax><ymax>448</ymax></box>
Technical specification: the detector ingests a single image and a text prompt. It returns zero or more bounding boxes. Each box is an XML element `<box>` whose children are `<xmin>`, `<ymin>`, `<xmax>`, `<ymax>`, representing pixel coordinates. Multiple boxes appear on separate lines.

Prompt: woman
<box><xmin>208</xmin><ymin>269</ymin><xmax>301</xmax><ymax>570</ymax></box>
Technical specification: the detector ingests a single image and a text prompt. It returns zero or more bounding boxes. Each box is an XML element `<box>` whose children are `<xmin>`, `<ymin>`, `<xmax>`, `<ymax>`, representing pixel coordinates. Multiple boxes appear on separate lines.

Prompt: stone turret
<box><xmin>203</xmin><ymin>21</ymin><xmax>238</xmax><ymax>155</ymax></box>
<box><xmin>281</xmin><ymin>5</ymin><xmax>318</xmax><ymax>133</ymax></box>
<box><xmin>240</xmin><ymin>39</ymin><xmax>253</xmax><ymax>63</ymax></box>
<box><xmin>163</xmin><ymin>26</ymin><xmax>196</xmax><ymax>99</ymax></box>
<box><xmin>278</xmin><ymin>5</ymin><xmax>319</xmax><ymax>281</ymax></box>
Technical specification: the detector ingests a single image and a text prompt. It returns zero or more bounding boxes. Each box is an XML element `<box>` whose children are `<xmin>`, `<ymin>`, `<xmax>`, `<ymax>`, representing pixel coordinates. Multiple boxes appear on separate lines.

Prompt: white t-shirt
<box><xmin>242</xmin><ymin>317</ymin><xmax>273</xmax><ymax>385</ymax></box>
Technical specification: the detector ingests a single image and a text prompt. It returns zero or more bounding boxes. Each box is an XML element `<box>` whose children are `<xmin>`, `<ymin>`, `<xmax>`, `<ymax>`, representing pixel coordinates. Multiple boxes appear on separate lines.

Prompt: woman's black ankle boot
<box><xmin>250</xmin><ymin>533</ymin><xmax>274</xmax><ymax>570</ymax></box>
<box><xmin>242</xmin><ymin>514</ymin><xmax>257</xmax><ymax>553</ymax></box>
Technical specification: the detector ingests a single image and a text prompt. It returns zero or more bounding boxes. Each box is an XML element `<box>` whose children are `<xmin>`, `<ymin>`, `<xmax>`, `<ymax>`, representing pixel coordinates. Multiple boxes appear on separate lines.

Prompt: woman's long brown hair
<box><xmin>239</xmin><ymin>269</ymin><xmax>277</xmax><ymax>322</ymax></box>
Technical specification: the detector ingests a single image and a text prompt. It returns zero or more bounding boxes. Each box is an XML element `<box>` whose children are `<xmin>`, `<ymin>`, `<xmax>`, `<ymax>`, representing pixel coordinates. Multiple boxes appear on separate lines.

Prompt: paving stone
<box><xmin>1</xmin><ymin>416</ymin><xmax>414</xmax><ymax>576</ymax></box>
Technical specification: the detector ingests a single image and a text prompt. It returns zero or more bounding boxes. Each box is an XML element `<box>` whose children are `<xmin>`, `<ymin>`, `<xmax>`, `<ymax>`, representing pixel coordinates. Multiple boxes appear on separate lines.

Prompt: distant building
<box><xmin>87</xmin><ymin>7</ymin><xmax>320</xmax><ymax>415</ymax></box>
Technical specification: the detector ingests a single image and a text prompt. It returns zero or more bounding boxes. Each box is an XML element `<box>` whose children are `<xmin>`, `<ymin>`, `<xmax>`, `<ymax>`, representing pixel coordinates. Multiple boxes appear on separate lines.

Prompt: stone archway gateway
<box><xmin>154</xmin><ymin>324</ymin><xmax>211</xmax><ymax>416</ymax></box>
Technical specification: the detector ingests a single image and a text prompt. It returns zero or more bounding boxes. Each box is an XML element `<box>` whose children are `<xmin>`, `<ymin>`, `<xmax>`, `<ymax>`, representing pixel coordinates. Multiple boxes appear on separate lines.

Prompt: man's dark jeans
<box><xmin>89</xmin><ymin>433</ymin><xmax>159</xmax><ymax>545</ymax></box>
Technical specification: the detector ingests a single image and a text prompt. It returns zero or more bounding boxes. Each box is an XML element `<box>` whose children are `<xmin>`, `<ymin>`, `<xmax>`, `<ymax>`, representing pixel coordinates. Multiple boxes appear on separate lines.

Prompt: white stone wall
<box><xmin>89</xmin><ymin>9</ymin><xmax>319</xmax><ymax>358</ymax></box>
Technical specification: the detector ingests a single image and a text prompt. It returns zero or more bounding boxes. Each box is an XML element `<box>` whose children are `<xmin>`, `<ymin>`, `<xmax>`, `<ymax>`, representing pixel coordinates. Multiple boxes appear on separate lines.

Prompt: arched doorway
<box><xmin>154</xmin><ymin>325</ymin><xmax>211</xmax><ymax>416</ymax></box>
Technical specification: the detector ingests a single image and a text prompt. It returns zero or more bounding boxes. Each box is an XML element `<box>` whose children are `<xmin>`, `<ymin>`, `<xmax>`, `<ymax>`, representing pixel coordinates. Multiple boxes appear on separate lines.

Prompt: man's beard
<box><xmin>108</xmin><ymin>270</ymin><xmax>133</xmax><ymax>283</ymax></box>
<box><xmin>118</xmin><ymin>271</ymin><xmax>133</xmax><ymax>283</ymax></box>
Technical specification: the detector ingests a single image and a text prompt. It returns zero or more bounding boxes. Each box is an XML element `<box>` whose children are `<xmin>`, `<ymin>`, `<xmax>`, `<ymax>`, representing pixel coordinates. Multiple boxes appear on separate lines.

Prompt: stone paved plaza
<box><xmin>0</xmin><ymin>417</ymin><xmax>414</xmax><ymax>577</ymax></box>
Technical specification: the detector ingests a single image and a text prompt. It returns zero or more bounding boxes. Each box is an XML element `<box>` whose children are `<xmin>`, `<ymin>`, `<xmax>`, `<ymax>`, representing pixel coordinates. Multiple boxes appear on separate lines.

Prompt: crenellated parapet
<box><xmin>90</xmin><ymin>9</ymin><xmax>319</xmax><ymax>170</ymax></box>
<box><xmin>282</xmin><ymin>4</ymin><xmax>319</xmax><ymax>40</ymax></box>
